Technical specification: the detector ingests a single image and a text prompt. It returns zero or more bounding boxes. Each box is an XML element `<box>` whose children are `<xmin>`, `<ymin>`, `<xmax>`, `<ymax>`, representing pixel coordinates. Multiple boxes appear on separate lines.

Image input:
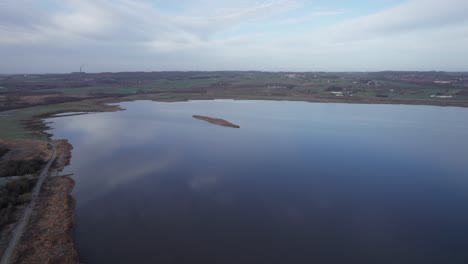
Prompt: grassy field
<box><xmin>147</xmin><ymin>78</ymin><xmax>220</xmax><ymax>89</ymax></box>
<box><xmin>36</xmin><ymin>86</ymin><xmax>150</xmax><ymax>95</ymax></box>
<box><xmin>0</xmin><ymin>99</ymin><xmax>122</xmax><ymax>140</ymax></box>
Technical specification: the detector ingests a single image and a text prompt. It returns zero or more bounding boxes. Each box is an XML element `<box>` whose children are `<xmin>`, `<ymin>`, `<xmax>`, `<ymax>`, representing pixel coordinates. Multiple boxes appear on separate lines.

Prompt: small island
<box><xmin>192</xmin><ymin>115</ymin><xmax>240</xmax><ymax>128</ymax></box>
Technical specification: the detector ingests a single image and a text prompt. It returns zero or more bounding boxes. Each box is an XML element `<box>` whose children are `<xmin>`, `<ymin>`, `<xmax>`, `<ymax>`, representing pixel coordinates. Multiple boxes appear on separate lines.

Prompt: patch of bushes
<box><xmin>326</xmin><ymin>86</ymin><xmax>344</xmax><ymax>92</ymax></box>
<box><xmin>0</xmin><ymin>178</ymin><xmax>37</xmax><ymax>229</ymax></box>
<box><xmin>0</xmin><ymin>145</ymin><xmax>9</xmax><ymax>157</ymax></box>
<box><xmin>0</xmin><ymin>158</ymin><xmax>45</xmax><ymax>177</ymax></box>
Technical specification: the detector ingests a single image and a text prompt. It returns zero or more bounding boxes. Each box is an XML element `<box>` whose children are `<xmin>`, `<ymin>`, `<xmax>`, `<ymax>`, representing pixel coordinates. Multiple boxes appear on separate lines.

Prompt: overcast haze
<box><xmin>1</xmin><ymin>0</ymin><xmax>468</xmax><ymax>73</ymax></box>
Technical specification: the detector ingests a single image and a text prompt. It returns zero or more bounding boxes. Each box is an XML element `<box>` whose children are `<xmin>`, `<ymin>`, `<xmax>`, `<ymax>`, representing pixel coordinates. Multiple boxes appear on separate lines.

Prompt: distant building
<box><xmin>430</xmin><ymin>94</ymin><xmax>454</xmax><ymax>99</ymax></box>
<box><xmin>330</xmin><ymin>91</ymin><xmax>344</xmax><ymax>96</ymax></box>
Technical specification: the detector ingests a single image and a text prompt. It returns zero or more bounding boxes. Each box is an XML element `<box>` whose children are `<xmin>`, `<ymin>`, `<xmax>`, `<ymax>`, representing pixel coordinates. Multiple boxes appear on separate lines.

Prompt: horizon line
<box><xmin>2</xmin><ymin>70</ymin><xmax>468</xmax><ymax>75</ymax></box>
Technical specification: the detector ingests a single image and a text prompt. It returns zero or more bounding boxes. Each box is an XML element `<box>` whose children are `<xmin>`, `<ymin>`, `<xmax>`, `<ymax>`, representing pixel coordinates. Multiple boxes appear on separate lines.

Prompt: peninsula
<box><xmin>192</xmin><ymin>115</ymin><xmax>240</xmax><ymax>128</ymax></box>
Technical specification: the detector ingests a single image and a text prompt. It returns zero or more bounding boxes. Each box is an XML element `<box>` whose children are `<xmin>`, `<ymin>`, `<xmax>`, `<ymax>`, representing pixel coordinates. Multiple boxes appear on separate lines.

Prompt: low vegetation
<box><xmin>0</xmin><ymin>178</ymin><xmax>37</xmax><ymax>229</ymax></box>
<box><xmin>0</xmin><ymin>146</ymin><xmax>9</xmax><ymax>157</ymax></box>
<box><xmin>0</xmin><ymin>158</ymin><xmax>45</xmax><ymax>177</ymax></box>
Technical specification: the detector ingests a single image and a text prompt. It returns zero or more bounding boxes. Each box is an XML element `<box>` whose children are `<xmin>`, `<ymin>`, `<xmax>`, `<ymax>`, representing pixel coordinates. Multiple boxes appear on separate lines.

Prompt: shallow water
<box><xmin>47</xmin><ymin>100</ymin><xmax>468</xmax><ymax>264</ymax></box>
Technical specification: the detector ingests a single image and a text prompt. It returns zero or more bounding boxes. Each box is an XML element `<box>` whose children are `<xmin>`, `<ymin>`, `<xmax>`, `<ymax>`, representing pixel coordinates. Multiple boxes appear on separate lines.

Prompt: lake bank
<box><xmin>2</xmin><ymin>93</ymin><xmax>468</xmax><ymax>141</ymax></box>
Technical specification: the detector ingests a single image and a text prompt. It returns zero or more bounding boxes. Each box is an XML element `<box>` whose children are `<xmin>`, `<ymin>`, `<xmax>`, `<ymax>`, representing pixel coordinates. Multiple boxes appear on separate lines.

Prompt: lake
<box><xmin>47</xmin><ymin>100</ymin><xmax>468</xmax><ymax>264</ymax></box>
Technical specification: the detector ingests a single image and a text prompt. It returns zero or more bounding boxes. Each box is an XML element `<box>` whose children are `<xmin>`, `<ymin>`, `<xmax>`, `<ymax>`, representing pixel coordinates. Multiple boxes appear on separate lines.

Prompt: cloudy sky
<box><xmin>1</xmin><ymin>0</ymin><xmax>467</xmax><ymax>73</ymax></box>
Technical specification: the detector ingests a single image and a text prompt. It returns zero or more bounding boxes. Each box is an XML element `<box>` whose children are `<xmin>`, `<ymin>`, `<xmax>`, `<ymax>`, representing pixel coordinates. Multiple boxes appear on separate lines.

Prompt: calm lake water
<box><xmin>47</xmin><ymin>100</ymin><xmax>468</xmax><ymax>264</ymax></box>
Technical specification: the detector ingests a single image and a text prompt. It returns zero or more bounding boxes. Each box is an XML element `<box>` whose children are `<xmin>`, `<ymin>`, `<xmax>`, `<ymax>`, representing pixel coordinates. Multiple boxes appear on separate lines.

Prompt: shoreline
<box><xmin>3</xmin><ymin>94</ymin><xmax>467</xmax><ymax>142</ymax></box>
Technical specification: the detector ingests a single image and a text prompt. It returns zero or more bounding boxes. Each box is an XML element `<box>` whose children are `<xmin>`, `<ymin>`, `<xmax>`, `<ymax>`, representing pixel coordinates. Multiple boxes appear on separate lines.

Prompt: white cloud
<box><xmin>326</xmin><ymin>0</ymin><xmax>468</xmax><ymax>42</ymax></box>
<box><xmin>0</xmin><ymin>0</ymin><xmax>467</xmax><ymax>72</ymax></box>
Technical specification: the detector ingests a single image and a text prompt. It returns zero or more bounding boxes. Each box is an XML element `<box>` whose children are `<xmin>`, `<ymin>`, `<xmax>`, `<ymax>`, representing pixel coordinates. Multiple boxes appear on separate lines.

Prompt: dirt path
<box><xmin>0</xmin><ymin>144</ymin><xmax>56</xmax><ymax>264</ymax></box>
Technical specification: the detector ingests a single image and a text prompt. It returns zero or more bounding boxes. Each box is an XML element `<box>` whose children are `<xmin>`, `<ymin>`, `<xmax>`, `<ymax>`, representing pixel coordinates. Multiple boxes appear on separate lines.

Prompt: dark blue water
<box><xmin>47</xmin><ymin>100</ymin><xmax>468</xmax><ymax>264</ymax></box>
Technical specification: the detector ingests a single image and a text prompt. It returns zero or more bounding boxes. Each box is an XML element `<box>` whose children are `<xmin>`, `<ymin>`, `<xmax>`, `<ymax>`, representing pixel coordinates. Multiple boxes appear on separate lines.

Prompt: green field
<box><xmin>0</xmin><ymin>99</ymin><xmax>122</xmax><ymax>140</ymax></box>
<box><xmin>147</xmin><ymin>78</ymin><xmax>220</xmax><ymax>89</ymax></box>
<box><xmin>36</xmin><ymin>86</ymin><xmax>150</xmax><ymax>95</ymax></box>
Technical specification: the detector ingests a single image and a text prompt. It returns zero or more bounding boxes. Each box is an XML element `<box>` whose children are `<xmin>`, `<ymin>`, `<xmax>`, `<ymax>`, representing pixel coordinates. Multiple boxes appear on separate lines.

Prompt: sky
<box><xmin>1</xmin><ymin>0</ymin><xmax>467</xmax><ymax>73</ymax></box>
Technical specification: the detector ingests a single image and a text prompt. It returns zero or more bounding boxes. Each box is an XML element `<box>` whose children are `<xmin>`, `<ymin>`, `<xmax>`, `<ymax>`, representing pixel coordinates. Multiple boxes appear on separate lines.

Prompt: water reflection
<box><xmin>47</xmin><ymin>100</ymin><xmax>468</xmax><ymax>264</ymax></box>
